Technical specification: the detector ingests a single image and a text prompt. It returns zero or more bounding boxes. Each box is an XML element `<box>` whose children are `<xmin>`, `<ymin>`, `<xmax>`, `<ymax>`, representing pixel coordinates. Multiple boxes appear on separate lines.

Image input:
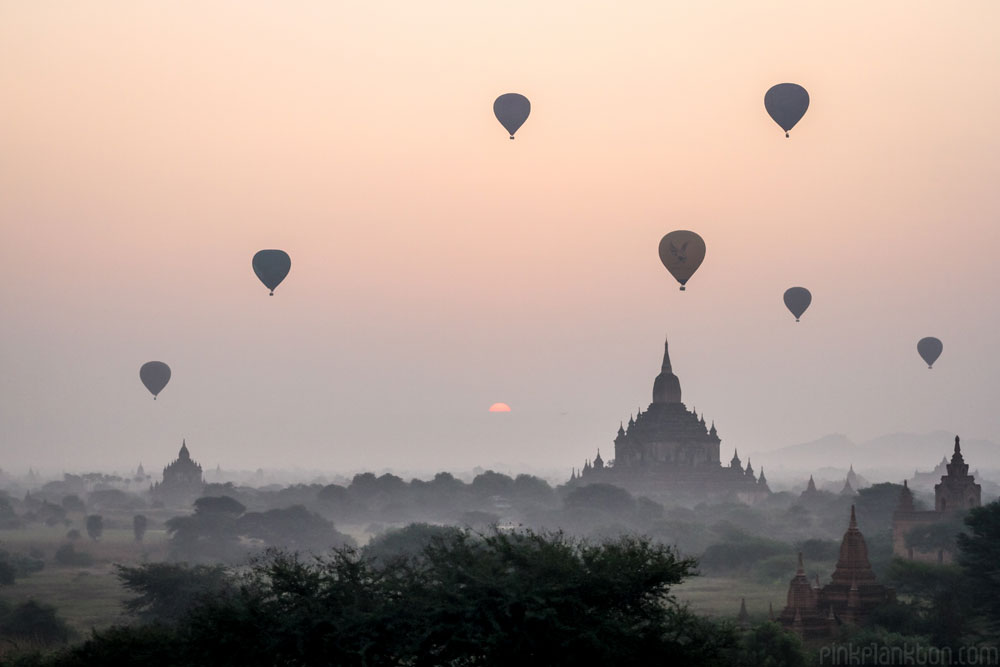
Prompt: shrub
<box><xmin>0</xmin><ymin>600</ymin><xmax>71</xmax><ymax>644</ymax></box>
<box><xmin>54</xmin><ymin>544</ymin><xmax>93</xmax><ymax>567</ymax></box>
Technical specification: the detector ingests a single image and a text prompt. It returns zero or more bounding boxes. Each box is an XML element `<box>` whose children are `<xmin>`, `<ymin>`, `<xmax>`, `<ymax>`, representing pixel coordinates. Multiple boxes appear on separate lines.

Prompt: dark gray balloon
<box><xmin>493</xmin><ymin>93</ymin><xmax>531</xmax><ymax>139</ymax></box>
<box><xmin>658</xmin><ymin>230</ymin><xmax>706</xmax><ymax>291</ymax></box>
<box><xmin>783</xmin><ymin>287</ymin><xmax>812</xmax><ymax>322</ymax></box>
<box><xmin>139</xmin><ymin>361</ymin><xmax>171</xmax><ymax>400</ymax></box>
<box><xmin>917</xmin><ymin>337</ymin><xmax>943</xmax><ymax>369</ymax></box>
<box><xmin>764</xmin><ymin>83</ymin><xmax>809</xmax><ymax>137</ymax></box>
<box><xmin>252</xmin><ymin>249</ymin><xmax>291</xmax><ymax>296</ymax></box>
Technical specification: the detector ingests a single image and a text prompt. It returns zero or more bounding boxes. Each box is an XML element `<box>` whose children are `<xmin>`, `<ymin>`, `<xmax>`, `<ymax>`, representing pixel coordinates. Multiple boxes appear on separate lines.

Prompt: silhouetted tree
<box><xmin>563</xmin><ymin>482</ymin><xmax>636</xmax><ymax>514</ymax></box>
<box><xmin>236</xmin><ymin>505</ymin><xmax>354</xmax><ymax>553</ymax></box>
<box><xmin>733</xmin><ymin>622</ymin><xmax>808</xmax><ymax>667</ymax></box>
<box><xmin>115</xmin><ymin>562</ymin><xmax>232</xmax><ymax>624</ymax></box>
<box><xmin>957</xmin><ymin>500</ymin><xmax>1000</xmax><ymax>636</ymax></box>
<box><xmin>30</xmin><ymin>529</ymin><xmax>740</xmax><ymax>666</ymax></box>
<box><xmin>0</xmin><ymin>600</ymin><xmax>71</xmax><ymax>644</ymax></box>
<box><xmin>60</xmin><ymin>495</ymin><xmax>85</xmax><ymax>513</ymax></box>
<box><xmin>133</xmin><ymin>514</ymin><xmax>148</xmax><ymax>543</ymax></box>
<box><xmin>85</xmin><ymin>515</ymin><xmax>103</xmax><ymax>541</ymax></box>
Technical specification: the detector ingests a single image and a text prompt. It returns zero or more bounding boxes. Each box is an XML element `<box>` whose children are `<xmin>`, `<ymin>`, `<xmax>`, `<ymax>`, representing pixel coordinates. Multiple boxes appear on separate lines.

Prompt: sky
<box><xmin>2</xmin><ymin>1</ymin><xmax>999</xmax><ymax>476</ymax></box>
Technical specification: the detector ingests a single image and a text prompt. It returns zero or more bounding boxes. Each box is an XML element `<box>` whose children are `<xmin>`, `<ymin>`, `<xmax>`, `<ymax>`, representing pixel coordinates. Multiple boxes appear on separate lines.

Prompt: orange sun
<box><xmin>488</xmin><ymin>402</ymin><xmax>511</xmax><ymax>413</ymax></box>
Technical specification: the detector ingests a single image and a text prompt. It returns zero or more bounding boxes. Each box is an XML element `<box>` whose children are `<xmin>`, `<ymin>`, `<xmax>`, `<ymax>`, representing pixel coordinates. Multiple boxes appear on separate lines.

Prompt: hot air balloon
<box><xmin>917</xmin><ymin>337</ymin><xmax>943</xmax><ymax>369</ymax></box>
<box><xmin>658</xmin><ymin>231</ymin><xmax>706</xmax><ymax>291</ymax></box>
<box><xmin>783</xmin><ymin>287</ymin><xmax>812</xmax><ymax>322</ymax></box>
<box><xmin>140</xmin><ymin>361</ymin><xmax>171</xmax><ymax>400</ymax></box>
<box><xmin>493</xmin><ymin>93</ymin><xmax>530</xmax><ymax>139</ymax></box>
<box><xmin>252</xmin><ymin>250</ymin><xmax>291</xmax><ymax>296</ymax></box>
<box><xmin>764</xmin><ymin>83</ymin><xmax>809</xmax><ymax>137</ymax></box>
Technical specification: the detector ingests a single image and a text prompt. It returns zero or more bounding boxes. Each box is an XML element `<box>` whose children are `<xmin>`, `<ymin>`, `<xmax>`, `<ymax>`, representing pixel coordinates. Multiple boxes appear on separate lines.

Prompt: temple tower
<box><xmin>935</xmin><ymin>436</ymin><xmax>981</xmax><ymax>512</ymax></box>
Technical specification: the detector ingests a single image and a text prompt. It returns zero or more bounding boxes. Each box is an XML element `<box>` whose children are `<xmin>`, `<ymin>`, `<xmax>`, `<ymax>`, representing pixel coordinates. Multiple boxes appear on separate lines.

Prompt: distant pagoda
<box><xmin>576</xmin><ymin>336</ymin><xmax>768</xmax><ymax>501</ymax></box>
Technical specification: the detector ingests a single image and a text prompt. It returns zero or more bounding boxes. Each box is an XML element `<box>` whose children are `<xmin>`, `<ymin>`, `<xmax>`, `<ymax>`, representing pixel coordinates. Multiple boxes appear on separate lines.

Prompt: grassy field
<box><xmin>1</xmin><ymin>524</ymin><xmax>169</xmax><ymax>640</ymax></box>
<box><xmin>674</xmin><ymin>576</ymin><xmax>787</xmax><ymax>622</ymax></box>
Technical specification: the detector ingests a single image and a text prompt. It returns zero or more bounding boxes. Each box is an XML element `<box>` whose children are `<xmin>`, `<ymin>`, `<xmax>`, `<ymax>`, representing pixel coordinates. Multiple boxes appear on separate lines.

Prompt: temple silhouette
<box><xmin>151</xmin><ymin>440</ymin><xmax>204</xmax><ymax>506</ymax></box>
<box><xmin>776</xmin><ymin>506</ymin><xmax>895</xmax><ymax>638</ymax></box>
<box><xmin>573</xmin><ymin>336</ymin><xmax>768</xmax><ymax>501</ymax></box>
<box><xmin>892</xmin><ymin>435</ymin><xmax>981</xmax><ymax>563</ymax></box>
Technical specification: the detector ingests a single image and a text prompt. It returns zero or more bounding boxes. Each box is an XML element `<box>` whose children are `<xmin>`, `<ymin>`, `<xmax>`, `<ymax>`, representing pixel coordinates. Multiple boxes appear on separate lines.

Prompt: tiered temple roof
<box><xmin>778</xmin><ymin>506</ymin><xmax>894</xmax><ymax>638</ymax></box>
<box><xmin>576</xmin><ymin>336</ymin><xmax>768</xmax><ymax>500</ymax></box>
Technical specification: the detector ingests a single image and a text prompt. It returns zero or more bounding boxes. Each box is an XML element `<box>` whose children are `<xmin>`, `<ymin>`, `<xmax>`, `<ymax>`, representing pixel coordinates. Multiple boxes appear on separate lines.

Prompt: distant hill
<box><xmin>751</xmin><ymin>431</ymin><xmax>1000</xmax><ymax>479</ymax></box>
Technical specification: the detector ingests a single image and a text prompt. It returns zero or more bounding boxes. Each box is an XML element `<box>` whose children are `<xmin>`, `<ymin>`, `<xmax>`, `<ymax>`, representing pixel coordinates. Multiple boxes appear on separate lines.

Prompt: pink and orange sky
<box><xmin>2</xmin><ymin>1</ymin><xmax>999</xmax><ymax>475</ymax></box>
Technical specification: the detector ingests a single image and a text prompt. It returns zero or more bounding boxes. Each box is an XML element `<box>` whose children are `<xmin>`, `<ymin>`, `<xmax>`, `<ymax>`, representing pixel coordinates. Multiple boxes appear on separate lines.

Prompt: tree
<box><xmin>85</xmin><ymin>515</ymin><xmax>103</xmax><ymax>541</ymax></box>
<box><xmin>133</xmin><ymin>515</ymin><xmax>148</xmax><ymax>543</ymax></box>
<box><xmin>734</xmin><ymin>621</ymin><xmax>808</xmax><ymax>667</ymax></box>
<box><xmin>0</xmin><ymin>600</ymin><xmax>71</xmax><ymax>644</ymax></box>
<box><xmin>363</xmin><ymin>523</ymin><xmax>463</xmax><ymax>563</ymax></box>
<box><xmin>115</xmin><ymin>562</ymin><xmax>232</xmax><ymax>624</ymax></box>
<box><xmin>60</xmin><ymin>495</ymin><xmax>85</xmax><ymax>513</ymax></box>
<box><xmin>956</xmin><ymin>500</ymin><xmax>1000</xmax><ymax>635</ymax></box>
<box><xmin>236</xmin><ymin>505</ymin><xmax>355</xmax><ymax>553</ymax></box>
<box><xmin>166</xmin><ymin>497</ymin><xmax>245</xmax><ymax>564</ymax></box>
<box><xmin>563</xmin><ymin>483</ymin><xmax>636</xmax><ymax>514</ymax></box>
<box><xmin>34</xmin><ymin>528</ymin><xmax>739</xmax><ymax>666</ymax></box>
<box><xmin>884</xmin><ymin>558</ymin><xmax>969</xmax><ymax>646</ymax></box>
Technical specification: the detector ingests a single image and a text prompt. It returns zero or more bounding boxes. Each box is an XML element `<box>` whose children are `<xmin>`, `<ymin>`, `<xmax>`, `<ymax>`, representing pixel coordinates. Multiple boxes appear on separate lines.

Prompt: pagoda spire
<box><xmin>652</xmin><ymin>335</ymin><xmax>682</xmax><ymax>404</ymax></box>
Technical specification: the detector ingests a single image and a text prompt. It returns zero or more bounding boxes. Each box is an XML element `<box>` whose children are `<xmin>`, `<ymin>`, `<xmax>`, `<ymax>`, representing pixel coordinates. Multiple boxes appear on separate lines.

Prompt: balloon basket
<box><xmin>679</xmin><ymin>286</ymin><xmax>685</xmax><ymax>291</ymax></box>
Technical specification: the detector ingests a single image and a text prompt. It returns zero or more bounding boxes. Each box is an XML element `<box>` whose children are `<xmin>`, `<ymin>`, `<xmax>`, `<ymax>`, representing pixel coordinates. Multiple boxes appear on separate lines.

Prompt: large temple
<box><xmin>892</xmin><ymin>435</ymin><xmax>981</xmax><ymax>563</ymax></box>
<box><xmin>777</xmin><ymin>506</ymin><xmax>895</xmax><ymax>638</ymax></box>
<box><xmin>151</xmin><ymin>440</ymin><xmax>204</xmax><ymax>506</ymax></box>
<box><xmin>574</xmin><ymin>336</ymin><xmax>768</xmax><ymax>501</ymax></box>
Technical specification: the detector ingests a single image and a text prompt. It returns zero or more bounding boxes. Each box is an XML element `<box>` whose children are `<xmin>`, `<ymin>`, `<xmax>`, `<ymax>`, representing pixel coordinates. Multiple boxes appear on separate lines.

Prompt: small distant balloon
<box><xmin>493</xmin><ymin>93</ymin><xmax>530</xmax><ymax>139</ymax></box>
<box><xmin>489</xmin><ymin>403</ymin><xmax>512</xmax><ymax>413</ymax></box>
<box><xmin>783</xmin><ymin>287</ymin><xmax>812</xmax><ymax>322</ymax></box>
<box><xmin>252</xmin><ymin>250</ymin><xmax>291</xmax><ymax>296</ymax></box>
<box><xmin>917</xmin><ymin>337</ymin><xmax>943</xmax><ymax>369</ymax></box>
<box><xmin>139</xmin><ymin>361</ymin><xmax>171</xmax><ymax>400</ymax></box>
<box><xmin>658</xmin><ymin>231</ymin><xmax>706</xmax><ymax>291</ymax></box>
<box><xmin>764</xmin><ymin>83</ymin><xmax>810</xmax><ymax>138</ymax></box>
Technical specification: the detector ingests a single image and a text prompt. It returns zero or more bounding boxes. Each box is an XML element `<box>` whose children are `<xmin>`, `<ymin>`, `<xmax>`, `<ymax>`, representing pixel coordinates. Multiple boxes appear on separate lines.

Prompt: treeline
<box><xmin>5</xmin><ymin>528</ymin><xmax>810</xmax><ymax>667</ymax></box>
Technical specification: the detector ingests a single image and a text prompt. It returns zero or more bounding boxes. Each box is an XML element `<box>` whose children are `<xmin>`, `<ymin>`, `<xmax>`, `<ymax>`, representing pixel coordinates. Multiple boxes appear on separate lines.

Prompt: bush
<box><xmin>0</xmin><ymin>549</ymin><xmax>45</xmax><ymax>581</ymax></box>
<box><xmin>0</xmin><ymin>600</ymin><xmax>71</xmax><ymax>644</ymax></box>
<box><xmin>54</xmin><ymin>544</ymin><xmax>93</xmax><ymax>567</ymax></box>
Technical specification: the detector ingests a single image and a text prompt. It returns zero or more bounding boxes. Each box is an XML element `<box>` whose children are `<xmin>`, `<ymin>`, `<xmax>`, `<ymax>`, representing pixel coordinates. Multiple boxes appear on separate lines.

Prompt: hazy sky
<box><xmin>2</xmin><ymin>1</ymin><xmax>999</xmax><ymax>475</ymax></box>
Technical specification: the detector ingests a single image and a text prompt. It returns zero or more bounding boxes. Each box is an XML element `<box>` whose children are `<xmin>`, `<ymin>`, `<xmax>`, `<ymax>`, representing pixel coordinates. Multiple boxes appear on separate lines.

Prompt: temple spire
<box><xmin>652</xmin><ymin>335</ymin><xmax>682</xmax><ymax>404</ymax></box>
<box><xmin>850</xmin><ymin>504</ymin><xmax>857</xmax><ymax>529</ymax></box>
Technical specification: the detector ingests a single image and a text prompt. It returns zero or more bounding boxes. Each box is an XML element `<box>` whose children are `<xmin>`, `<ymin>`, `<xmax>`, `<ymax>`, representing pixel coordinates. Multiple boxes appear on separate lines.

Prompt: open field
<box><xmin>674</xmin><ymin>576</ymin><xmax>787</xmax><ymax>621</ymax></box>
<box><xmin>1</xmin><ymin>524</ymin><xmax>169</xmax><ymax>639</ymax></box>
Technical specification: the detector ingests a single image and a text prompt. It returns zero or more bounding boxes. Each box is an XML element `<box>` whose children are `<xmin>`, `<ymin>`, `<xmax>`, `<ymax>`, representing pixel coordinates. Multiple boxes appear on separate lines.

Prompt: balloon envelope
<box><xmin>917</xmin><ymin>337</ymin><xmax>943</xmax><ymax>369</ymax></box>
<box><xmin>252</xmin><ymin>250</ymin><xmax>291</xmax><ymax>295</ymax></box>
<box><xmin>764</xmin><ymin>83</ymin><xmax>809</xmax><ymax>137</ymax></box>
<box><xmin>658</xmin><ymin>231</ymin><xmax>706</xmax><ymax>291</ymax></box>
<box><xmin>783</xmin><ymin>287</ymin><xmax>812</xmax><ymax>322</ymax></box>
<box><xmin>493</xmin><ymin>93</ymin><xmax>530</xmax><ymax>139</ymax></box>
<box><xmin>139</xmin><ymin>361</ymin><xmax>171</xmax><ymax>399</ymax></box>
